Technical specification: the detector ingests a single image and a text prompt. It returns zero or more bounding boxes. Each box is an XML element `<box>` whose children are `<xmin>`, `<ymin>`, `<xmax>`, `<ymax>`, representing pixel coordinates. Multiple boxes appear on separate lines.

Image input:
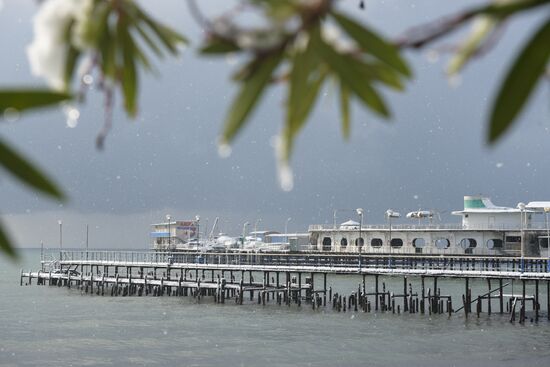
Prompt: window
<box><xmin>487</xmin><ymin>239</ymin><xmax>503</xmax><ymax>249</ymax></box>
<box><xmin>459</xmin><ymin>238</ymin><xmax>477</xmax><ymax>249</ymax></box>
<box><xmin>322</xmin><ymin>237</ymin><xmax>332</xmax><ymax>251</ymax></box>
<box><xmin>355</xmin><ymin>237</ymin><xmax>364</xmax><ymax>248</ymax></box>
<box><xmin>412</xmin><ymin>238</ymin><xmax>426</xmax><ymax>248</ymax></box>
<box><xmin>390</xmin><ymin>238</ymin><xmax>403</xmax><ymax>247</ymax></box>
<box><xmin>506</xmin><ymin>236</ymin><xmax>521</xmax><ymax>243</ymax></box>
<box><xmin>371</xmin><ymin>238</ymin><xmax>383</xmax><ymax>247</ymax></box>
<box><xmin>340</xmin><ymin>238</ymin><xmax>348</xmax><ymax>247</ymax></box>
<box><xmin>435</xmin><ymin>238</ymin><xmax>450</xmax><ymax>249</ymax></box>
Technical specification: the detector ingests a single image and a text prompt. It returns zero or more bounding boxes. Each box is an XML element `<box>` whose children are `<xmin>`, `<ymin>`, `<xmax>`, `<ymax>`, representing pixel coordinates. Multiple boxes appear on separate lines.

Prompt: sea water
<box><xmin>1</xmin><ymin>249</ymin><xmax>550</xmax><ymax>366</ymax></box>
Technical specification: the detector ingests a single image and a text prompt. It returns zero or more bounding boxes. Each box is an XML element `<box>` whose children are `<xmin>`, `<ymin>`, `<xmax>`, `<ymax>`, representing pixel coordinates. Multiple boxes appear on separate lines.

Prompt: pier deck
<box><xmin>21</xmin><ymin>250</ymin><xmax>550</xmax><ymax>323</ymax></box>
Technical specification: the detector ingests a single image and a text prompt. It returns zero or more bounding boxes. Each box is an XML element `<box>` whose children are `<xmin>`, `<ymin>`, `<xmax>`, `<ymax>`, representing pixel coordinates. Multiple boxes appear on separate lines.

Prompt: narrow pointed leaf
<box><xmin>316</xmin><ymin>39</ymin><xmax>390</xmax><ymax>117</ymax></box>
<box><xmin>0</xmin><ymin>138</ymin><xmax>64</xmax><ymax>200</ymax></box>
<box><xmin>222</xmin><ymin>53</ymin><xmax>282</xmax><ymax>143</ymax></box>
<box><xmin>0</xmin><ymin>223</ymin><xmax>17</xmax><ymax>260</ymax></box>
<box><xmin>332</xmin><ymin>11</ymin><xmax>411</xmax><ymax>77</ymax></box>
<box><xmin>200</xmin><ymin>37</ymin><xmax>240</xmax><ymax>54</ymax></box>
<box><xmin>135</xmin><ymin>23</ymin><xmax>165</xmax><ymax>58</ymax></box>
<box><xmin>117</xmin><ymin>18</ymin><xmax>138</xmax><ymax>118</ymax></box>
<box><xmin>339</xmin><ymin>81</ymin><xmax>351</xmax><ymax>140</ymax></box>
<box><xmin>287</xmin><ymin>31</ymin><xmax>320</xmax><ymax>135</ymax></box>
<box><xmin>130</xmin><ymin>4</ymin><xmax>187</xmax><ymax>55</ymax></box>
<box><xmin>63</xmin><ymin>46</ymin><xmax>80</xmax><ymax>90</ymax></box>
<box><xmin>488</xmin><ymin>17</ymin><xmax>550</xmax><ymax>143</ymax></box>
<box><xmin>0</xmin><ymin>90</ymin><xmax>71</xmax><ymax>112</ymax></box>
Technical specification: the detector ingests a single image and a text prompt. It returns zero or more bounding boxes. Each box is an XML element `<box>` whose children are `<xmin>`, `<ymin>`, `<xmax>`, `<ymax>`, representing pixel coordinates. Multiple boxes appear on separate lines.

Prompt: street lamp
<box><xmin>385</xmin><ymin>209</ymin><xmax>401</xmax><ymax>246</ymax></box>
<box><xmin>195</xmin><ymin>215</ymin><xmax>200</xmax><ymax>246</ymax></box>
<box><xmin>545</xmin><ymin>207</ymin><xmax>550</xmax><ymax>272</ymax></box>
<box><xmin>285</xmin><ymin>217</ymin><xmax>292</xmax><ymax>243</ymax></box>
<box><xmin>517</xmin><ymin>202</ymin><xmax>526</xmax><ymax>272</ymax></box>
<box><xmin>166</xmin><ymin>214</ymin><xmax>171</xmax><ymax>250</ymax></box>
<box><xmin>58</xmin><ymin>220</ymin><xmax>63</xmax><ymax>249</ymax></box>
<box><xmin>356</xmin><ymin>208</ymin><xmax>364</xmax><ymax>272</ymax></box>
<box><xmin>242</xmin><ymin>221</ymin><xmax>250</xmax><ymax>248</ymax></box>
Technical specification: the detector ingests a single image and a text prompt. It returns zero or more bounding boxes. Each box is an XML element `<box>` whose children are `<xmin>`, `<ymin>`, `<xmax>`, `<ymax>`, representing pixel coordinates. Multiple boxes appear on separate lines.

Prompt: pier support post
<box><xmin>499</xmin><ymin>278</ymin><xmax>504</xmax><ymax>314</ymax></box>
<box><xmin>464</xmin><ymin>277</ymin><xmax>470</xmax><ymax>315</ymax></box>
<box><xmin>421</xmin><ymin>276</ymin><xmax>425</xmax><ymax>314</ymax></box>
<box><xmin>487</xmin><ymin>279</ymin><xmax>492</xmax><ymax>315</ymax></box>
<box><xmin>535</xmin><ymin>279</ymin><xmax>539</xmax><ymax>322</ymax></box>
<box><xmin>520</xmin><ymin>279</ymin><xmax>526</xmax><ymax>324</ymax></box>
<box><xmin>375</xmin><ymin>275</ymin><xmax>379</xmax><ymax>311</ymax></box>
<box><xmin>323</xmin><ymin>273</ymin><xmax>327</xmax><ymax>307</ymax></box>
<box><xmin>403</xmin><ymin>277</ymin><xmax>408</xmax><ymax>312</ymax></box>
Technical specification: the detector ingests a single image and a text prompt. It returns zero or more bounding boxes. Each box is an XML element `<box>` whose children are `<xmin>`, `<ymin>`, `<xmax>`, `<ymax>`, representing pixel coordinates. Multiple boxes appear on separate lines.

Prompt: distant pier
<box><xmin>21</xmin><ymin>250</ymin><xmax>550</xmax><ymax>323</ymax></box>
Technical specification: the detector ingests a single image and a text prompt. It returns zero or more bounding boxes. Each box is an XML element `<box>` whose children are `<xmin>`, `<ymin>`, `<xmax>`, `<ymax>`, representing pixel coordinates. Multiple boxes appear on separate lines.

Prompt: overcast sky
<box><xmin>1</xmin><ymin>0</ymin><xmax>549</xmax><ymax>249</ymax></box>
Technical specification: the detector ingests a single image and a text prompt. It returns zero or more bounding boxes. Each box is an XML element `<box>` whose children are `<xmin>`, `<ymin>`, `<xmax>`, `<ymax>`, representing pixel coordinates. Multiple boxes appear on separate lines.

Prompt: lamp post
<box><xmin>195</xmin><ymin>215</ymin><xmax>200</xmax><ymax>246</ymax></box>
<box><xmin>242</xmin><ymin>221</ymin><xmax>250</xmax><ymax>248</ymax></box>
<box><xmin>356</xmin><ymin>208</ymin><xmax>364</xmax><ymax>272</ymax></box>
<box><xmin>517</xmin><ymin>202</ymin><xmax>526</xmax><ymax>272</ymax></box>
<box><xmin>385</xmin><ymin>209</ymin><xmax>401</xmax><ymax>249</ymax></box>
<box><xmin>545</xmin><ymin>207</ymin><xmax>550</xmax><ymax>272</ymax></box>
<box><xmin>166</xmin><ymin>214</ymin><xmax>171</xmax><ymax>250</ymax></box>
<box><xmin>58</xmin><ymin>220</ymin><xmax>63</xmax><ymax>249</ymax></box>
<box><xmin>285</xmin><ymin>217</ymin><xmax>292</xmax><ymax>243</ymax></box>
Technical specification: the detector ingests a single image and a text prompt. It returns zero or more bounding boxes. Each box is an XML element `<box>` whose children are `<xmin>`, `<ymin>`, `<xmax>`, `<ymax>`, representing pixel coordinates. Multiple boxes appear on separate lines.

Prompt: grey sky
<box><xmin>1</xmin><ymin>0</ymin><xmax>549</xmax><ymax>248</ymax></box>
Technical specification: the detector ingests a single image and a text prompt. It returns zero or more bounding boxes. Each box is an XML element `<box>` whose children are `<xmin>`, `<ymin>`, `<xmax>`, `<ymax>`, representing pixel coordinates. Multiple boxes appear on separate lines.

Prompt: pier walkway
<box><xmin>21</xmin><ymin>250</ymin><xmax>550</xmax><ymax>323</ymax></box>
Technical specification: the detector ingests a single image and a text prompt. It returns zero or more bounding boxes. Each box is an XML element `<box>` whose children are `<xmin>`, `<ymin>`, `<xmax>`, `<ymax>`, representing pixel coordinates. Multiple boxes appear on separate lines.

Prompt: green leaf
<box><xmin>287</xmin><ymin>32</ymin><xmax>319</xmax><ymax>132</ymax></box>
<box><xmin>64</xmin><ymin>46</ymin><xmax>81</xmax><ymax>90</ymax></box>
<box><xmin>0</xmin><ymin>90</ymin><xmax>72</xmax><ymax>112</ymax></box>
<box><xmin>332</xmin><ymin>11</ymin><xmax>412</xmax><ymax>77</ymax></box>
<box><xmin>0</xmin><ymin>137</ymin><xmax>64</xmax><ymax>200</ymax></box>
<box><xmin>0</xmin><ymin>222</ymin><xmax>17</xmax><ymax>260</ymax></box>
<box><xmin>200</xmin><ymin>37</ymin><xmax>240</xmax><ymax>54</ymax></box>
<box><xmin>339</xmin><ymin>81</ymin><xmax>351</xmax><ymax>140</ymax></box>
<box><xmin>117</xmin><ymin>18</ymin><xmax>138</xmax><ymax>118</ymax></box>
<box><xmin>284</xmin><ymin>32</ymin><xmax>326</xmax><ymax>160</ymax></box>
<box><xmin>98</xmin><ymin>19</ymin><xmax>117</xmax><ymax>80</ymax></box>
<box><xmin>316</xmin><ymin>38</ymin><xmax>390</xmax><ymax>117</ymax></box>
<box><xmin>222</xmin><ymin>53</ymin><xmax>283</xmax><ymax>143</ymax></box>
<box><xmin>134</xmin><ymin>23</ymin><xmax>165</xmax><ymax>58</ymax></box>
<box><xmin>488</xmin><ymin>17</ymin><xmax>550</xmax><ymax>143</ymax></box>
<box><xmin>129</xmin><ymin>3</ymin><xmax>187</xmax><ymax>55</ymax></box>
<box><xmin>349</xmin><ymin>59</ymin><xmax>404</xmax><ymax>91</ymax></box>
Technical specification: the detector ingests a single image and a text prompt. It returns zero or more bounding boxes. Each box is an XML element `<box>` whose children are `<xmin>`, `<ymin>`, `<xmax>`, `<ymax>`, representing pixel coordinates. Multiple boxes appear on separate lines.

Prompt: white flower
<box><xmin>27</xmin><ymin>0</ymin><xmax>93</xmax><ymax>91</ymax></box>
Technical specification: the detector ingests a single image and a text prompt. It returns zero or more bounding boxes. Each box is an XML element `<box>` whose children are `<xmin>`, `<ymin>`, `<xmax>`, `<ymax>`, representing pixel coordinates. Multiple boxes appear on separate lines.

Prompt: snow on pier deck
<box><xmin>21</xmin><ymin>250</ymin><xmax>550</xmax><ymax>322</ymax></box>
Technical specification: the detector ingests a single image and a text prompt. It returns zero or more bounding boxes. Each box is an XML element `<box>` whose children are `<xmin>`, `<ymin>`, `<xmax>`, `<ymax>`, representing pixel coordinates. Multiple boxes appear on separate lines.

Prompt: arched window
<box><xmin>322</xmin><ymin>237</ymin><xmax>332</xmax><ymax>251</ymax></box>
<box><xmin>460</xmin><ymin>238</ymin><xmax>477</xmax><ymax>254</ymax></box>
<box><xmin>435</xmin><ymin>238</ymin><xmax>450</xmax><ymax>249</ymax></box>
<box><xmin>340</xmin><ymin>238</ymin><xmax>348</xmax><ymax>247</ymax></box>
<box><xmin>355</xmin><ymin>237</ymin><xmax>364</xmax><ymax>249</ymax></box>
<box><xmin>486</xmin><ymin>239</ymin><xmax>503</xmax><ymax>249</ymax></box>
<box><xmin>371</xmin><ymin>238</ymin><xmax>383</xmax><ymax>247</ymax></box>
<box><xmin>412</xmin><ymin>238</ymin><xmax>426</xmax><ymax>248</ymax></box>
<box><xmin>459</xmin><ymin>238</ymin><xmax>477</xmax><ymax>249</ymax></box>
<box><xmin>390</xmin><ymin>238</ymin><xmax>403</xmax><ymax>247</ymax></box>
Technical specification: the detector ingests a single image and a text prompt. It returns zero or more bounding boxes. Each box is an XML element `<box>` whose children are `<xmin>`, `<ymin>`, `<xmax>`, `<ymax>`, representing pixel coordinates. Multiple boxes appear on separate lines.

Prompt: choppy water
<box><xmin>2</xmin><ymin>249</ymin><xmax>550</xmax><ymax>366</ymax></box>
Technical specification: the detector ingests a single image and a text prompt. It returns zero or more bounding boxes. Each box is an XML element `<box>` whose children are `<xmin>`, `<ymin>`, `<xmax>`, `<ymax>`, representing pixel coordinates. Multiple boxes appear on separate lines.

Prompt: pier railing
<box><xmin>52</xmin><ymin>250</ymin><xmax>550</xmax><ymax>273</ymax></box>
<box><xmin>308</xmin><ymin>222</ymin><xmax>550</xmax><ymax>231</ymax></box>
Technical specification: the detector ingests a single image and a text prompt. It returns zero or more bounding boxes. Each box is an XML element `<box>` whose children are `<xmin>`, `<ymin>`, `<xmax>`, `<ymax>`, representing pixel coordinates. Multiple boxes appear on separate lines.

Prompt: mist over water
<box><xmin>2</xmin><ymin>249</ymin><xmax>550</xmax><ymax>366</ymax></box>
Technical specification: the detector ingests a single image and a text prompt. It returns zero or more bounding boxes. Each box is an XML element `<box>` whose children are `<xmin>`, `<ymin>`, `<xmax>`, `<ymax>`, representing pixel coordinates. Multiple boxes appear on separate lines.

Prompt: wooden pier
<box><xmin>20</xmin><ymin>250</ymin><xmax>550</xmax><ymax>323</ymax></box>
